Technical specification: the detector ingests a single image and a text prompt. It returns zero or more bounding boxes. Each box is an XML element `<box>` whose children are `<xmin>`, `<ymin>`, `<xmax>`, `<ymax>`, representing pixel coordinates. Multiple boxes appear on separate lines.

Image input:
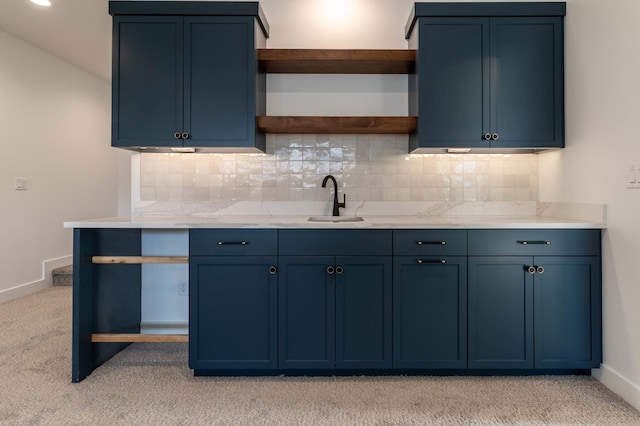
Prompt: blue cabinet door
<box><xmin>534</xmin><ymin>256</ymin><xmax>602</xmax><ymax>368</ymax></box>
<box><xmin>335</xmin><ymin>256</ymin><xmax>392</xmax><ymax>369</ymax></box>
<box><xmin>491</xmin><ymin>18</ymin><xmax>564</xmax><ymax>148</ymax></box>
<box><xmin>189</xmin><ymin>256</ymin><xmax>277</xmax><ymax>370</ymax></box>
<box><xmin>112</xmin><ymin>16</ymin><xmax>184</xmax><ymax>148</ymax></box>
<box><xmin>393</xmin><ymin>256</ymin><xmax>467</xmax><ymax>368</ymax></box>
<box><xmin>278</xmin><ymin>256</ymin><xmax>335</xmax><ymax>369</ymax></box>
<box><xmin>468</xmin><ymin>256</ymin><xmax>534</xmax><ymax>369</ymax></box>
<box><xmin>184</xmin><ymin>17</ymin><xmax>257</xmax><ymax>149</ymax></box>
<box><xmin>412</xmin><ymin>18</ymin><xmax>489</xmax><ymax>151</ymax></box>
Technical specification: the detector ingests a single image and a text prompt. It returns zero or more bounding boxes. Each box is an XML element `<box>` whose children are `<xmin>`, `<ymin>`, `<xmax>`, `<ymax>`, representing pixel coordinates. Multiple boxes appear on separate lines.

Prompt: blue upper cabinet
<box><xmin>406</xmin><ymin>3</ymin><xmax>565</xmax><ymax>153</ymax></box>
<box><xmin>109</xmin><ymin>2</ymin><xmax>268</xmax><ymax>152</ymax></box>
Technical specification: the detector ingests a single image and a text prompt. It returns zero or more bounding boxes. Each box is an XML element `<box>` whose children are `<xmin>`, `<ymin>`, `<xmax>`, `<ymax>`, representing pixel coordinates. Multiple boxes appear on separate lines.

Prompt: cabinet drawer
<box><xmin>468</xmin><ymin>229</ymin><xmax>600</xmax><ymax>256</ymax></box>
<box><xmin>190</xmin><ymin>229</ymin><xmax>277</xmax><ymax>256</ymax></box>
<box><xmin>278</xmin><ymin>230</ymin><xmax>392</xmax><ymax>256</ymax></box>
<box><xmin>393</xmin><ymin>230</ymin><xmax>466</xmax><ymax>255</ymax></box>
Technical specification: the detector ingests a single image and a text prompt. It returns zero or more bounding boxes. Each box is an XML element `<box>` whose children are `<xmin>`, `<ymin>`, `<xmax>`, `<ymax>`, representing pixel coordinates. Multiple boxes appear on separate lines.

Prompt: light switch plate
<box><xmin>628</xmin><ymin>165</ymin><xmax>640</xmax><ymax>189</ymax></box>
<box><xmin>14</xmin><ymin>177</ymin><xmax>27</xmax><ymax>191</ymax></box>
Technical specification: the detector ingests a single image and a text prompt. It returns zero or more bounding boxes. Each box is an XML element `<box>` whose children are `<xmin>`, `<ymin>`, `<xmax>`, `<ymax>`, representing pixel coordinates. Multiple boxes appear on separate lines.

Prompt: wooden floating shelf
<box><xmin>257</xmin><ymin>116</ymin><xmax>417</xmax><ymax>134</ymax></box>
<box><xmin>91</xmin><ymin>333</ymin><xmax>188</xmax><ymax>343</ymax></box>
<box><xmin>92</xmin><ymin>256</ymin><xmax>189</xmax><ymax>264</ymax></box>
<box><xmin>258</xmin><ymin>49</ymin><xmax>416</xmax><ymax>74</ymax></box>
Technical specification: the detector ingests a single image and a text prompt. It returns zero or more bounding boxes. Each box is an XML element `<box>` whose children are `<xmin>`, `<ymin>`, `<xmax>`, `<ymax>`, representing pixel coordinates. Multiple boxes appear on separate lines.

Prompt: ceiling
<box><xmin>0</xmin><ymin>0</ymin><xmax>112</xmax><ymax>80</ymax></box>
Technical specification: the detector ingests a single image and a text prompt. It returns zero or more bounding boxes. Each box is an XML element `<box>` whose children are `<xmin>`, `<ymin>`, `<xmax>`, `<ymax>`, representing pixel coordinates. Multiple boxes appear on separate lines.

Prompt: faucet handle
<box><xmin>338</xmin><ymin>193</ymin><xmax>346</xmax><ymax>209</ymax></box>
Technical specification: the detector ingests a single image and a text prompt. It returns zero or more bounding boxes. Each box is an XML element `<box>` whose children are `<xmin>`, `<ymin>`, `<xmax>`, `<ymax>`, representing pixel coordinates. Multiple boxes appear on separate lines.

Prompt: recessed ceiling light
<box><xmin>30</xmin><ymin>0</ymin><xmax>52</xmax><ymax>6</ymax></box>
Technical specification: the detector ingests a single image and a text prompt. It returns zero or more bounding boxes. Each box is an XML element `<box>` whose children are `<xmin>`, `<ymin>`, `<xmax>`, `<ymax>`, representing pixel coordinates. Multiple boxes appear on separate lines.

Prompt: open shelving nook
<box><xmin>89</xmin><ymin>255</ymin><xmax>189</xmax><ymax>344</ymax></box>
<box><xmin>257</xmin><ymin>49</ymin><xmax>417</xmax><ymax>135</ymax></box>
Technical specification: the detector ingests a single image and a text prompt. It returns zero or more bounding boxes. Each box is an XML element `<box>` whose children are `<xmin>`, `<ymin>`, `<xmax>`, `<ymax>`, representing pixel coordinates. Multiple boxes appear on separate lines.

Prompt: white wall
<box><xmin>539</xmin><ymin>0</ymin><xmax>640</xmax><ymax>410</ymax></box>
<box><xmin>0</xmin><ymin>30</ymin><xmax>118</xmax><ymax>301</ymax></box>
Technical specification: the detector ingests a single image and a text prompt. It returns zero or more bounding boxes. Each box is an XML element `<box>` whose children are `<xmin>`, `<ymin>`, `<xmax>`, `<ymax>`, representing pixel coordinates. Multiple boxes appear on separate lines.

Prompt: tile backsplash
<box><xmin>138</xmin><ymin>134</ymin><xmax>538</xmax><ymax>203</ymax></box>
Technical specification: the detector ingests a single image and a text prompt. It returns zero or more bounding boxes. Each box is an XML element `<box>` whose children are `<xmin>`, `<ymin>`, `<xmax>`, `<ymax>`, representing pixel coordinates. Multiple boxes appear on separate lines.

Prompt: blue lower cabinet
<box><xmin>468</xmin><ymin>256</ymin><xmax>535</xmax><ymax>369</ymax></box>
<box><xmin>468</xmin><ymin>253</ymin><xmax>602</xmax><ymax>370</ymax></box>
<box><xmin>534</xmin><ymin>256</ymin><xmax>602</xmax><ymax>369</ymax></box>
<box><xmin>278</xmin><ymin>256</ymin><xmax>392</xmax><ymax>370</ymax></box>
<box><xmin>189</xmin><ymin>256</ymin><xmax>278</xmax><ymax>370</ymax></box>
<box><xmin>184</xmin><ymin>228</ymin><xmax>601</xmax><ymax>375</ymax></box>
<box><xmin>393</xmin><ymin>256</ymin><xmax>467</xmax><ymax>368</ymax></box>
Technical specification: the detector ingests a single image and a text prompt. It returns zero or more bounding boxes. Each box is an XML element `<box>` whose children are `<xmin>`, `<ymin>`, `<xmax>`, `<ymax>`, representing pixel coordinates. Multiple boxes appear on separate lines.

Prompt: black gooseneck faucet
<box><xmin>322</xmin><ymin>175</ymin><xmax>346</xmax><ymax>216</ymax></box>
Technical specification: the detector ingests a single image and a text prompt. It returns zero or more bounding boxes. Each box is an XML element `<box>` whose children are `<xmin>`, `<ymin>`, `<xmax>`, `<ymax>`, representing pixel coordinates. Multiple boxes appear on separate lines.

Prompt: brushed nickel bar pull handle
<box><xmin>417</xmin><ymin>241</ymin><xmax>447</xmax><ymax>245</ymax></box>
<box><xmin>217</xmin><ymin>241</ymin><xmax>248</xmax><ymax>246</ymax></box>
<box><xmin>517</xmin><ymin>241</ymin><xmax>551</xmax><ymax>245</ymax></box>
<box><xmin>417</xmin><ymin>259</ymin><xmax>446</xmax><ymax>264</ymax></box>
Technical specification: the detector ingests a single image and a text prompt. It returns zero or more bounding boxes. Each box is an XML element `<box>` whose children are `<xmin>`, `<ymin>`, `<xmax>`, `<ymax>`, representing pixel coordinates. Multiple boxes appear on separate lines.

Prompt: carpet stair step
<box><xmin>52</xmin><ymin>265</ymin><xmax>72</xmax><ymax>286</ymax></box>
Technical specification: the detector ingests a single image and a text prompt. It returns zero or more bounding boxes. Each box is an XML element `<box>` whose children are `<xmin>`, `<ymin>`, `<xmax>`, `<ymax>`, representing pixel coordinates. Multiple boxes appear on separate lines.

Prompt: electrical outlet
<box><xmin>178</xmin><ymin>281</ymin><xmax>188</xmax><ymax>296</ymax></box>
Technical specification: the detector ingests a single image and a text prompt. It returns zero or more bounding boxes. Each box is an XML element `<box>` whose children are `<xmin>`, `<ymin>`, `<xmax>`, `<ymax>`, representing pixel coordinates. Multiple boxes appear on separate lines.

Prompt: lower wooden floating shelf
<box><xmin>91</xmin><ymin>333</ymin><xmax>188</xmax><ymax>343</ymax></box>
<box><xmin>257</xmin><ymin>116</ymin><xmax>417</xmax><ymax>134</ymax></box>
<box><xmin>92</xmin><ymin>256</ymin><xmax>189</xmax><ymax>264</ymax></box>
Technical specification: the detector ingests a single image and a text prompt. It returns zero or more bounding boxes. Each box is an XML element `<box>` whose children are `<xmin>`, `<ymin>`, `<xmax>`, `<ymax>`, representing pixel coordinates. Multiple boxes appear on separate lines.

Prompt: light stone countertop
<box><xmin>63</xmin><ymin>214</ymin><xmax>605</xmax><ymax>229</ymax></box>
<box><xmin>64</xmin><ymin>202</ymin><xmax>606</xmax><ymax>229</ymax></box>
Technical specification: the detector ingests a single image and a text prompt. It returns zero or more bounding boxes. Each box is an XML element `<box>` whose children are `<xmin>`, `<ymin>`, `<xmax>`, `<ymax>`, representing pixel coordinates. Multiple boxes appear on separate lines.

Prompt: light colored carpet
<box><xmin>1</xmin><ymin>287</ymin><xmax>639</xmax><ymax>426</ymax></box>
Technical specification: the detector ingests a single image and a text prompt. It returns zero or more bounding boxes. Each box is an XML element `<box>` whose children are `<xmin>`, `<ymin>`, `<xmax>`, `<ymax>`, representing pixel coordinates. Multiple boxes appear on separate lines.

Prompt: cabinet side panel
<box><xmin>254</xmin><ymin>18</ymin><xmax>266</xmax><ymax>151</ymax></box>
<box><xmin>72</xmin><ymin>229</ymin><xmax>95</xmax><ymax>382</ymax></box>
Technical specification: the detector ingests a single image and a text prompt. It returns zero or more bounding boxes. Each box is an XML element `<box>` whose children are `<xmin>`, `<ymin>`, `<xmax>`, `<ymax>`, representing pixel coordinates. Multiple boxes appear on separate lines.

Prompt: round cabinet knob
<box><xmin>335</xmin><ymin>266</ymin><xmax>344</xmax><ymax>275</ymax></box>
<box><xmin>526</xmin><ymin>265</ymin><xmax>536</xmax><ymax>275</ymax></box>
<box><xmin>173</xmin><ymin>132</ymin><xmax>181</xmax><ymax>139</ymax></box>
<box><xmin>536</xmin><ymin>266</ymin><xmax>545</xmax><ymax>274</ymax></box>
<box><xmin>268</xmin><ymin>266</ymin><xmax>277</xmax><ymax>275</ymax></box>
<box><xmin>483</xmin><ymin>133</ymin><xmax>492</xmax><ymax>140</ymax></box>
<box><xmin>327</xmin><ymin>266</ymin><xmax>335</xmax><ymax>275</ymax></box>
<box><xmin>491</xmin><ymin>133</ymin><xmax>499</xmax><ymax>140</ymax></box>
<box><xmin>181</xmin><ymin>132</ymin><xmax>190</xmax><ymax>140</ymax></box>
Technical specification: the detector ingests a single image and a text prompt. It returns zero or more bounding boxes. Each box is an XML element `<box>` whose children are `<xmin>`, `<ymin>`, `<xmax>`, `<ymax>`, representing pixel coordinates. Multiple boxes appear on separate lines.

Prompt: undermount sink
<box><xmin>307</xmin><ymin>216</ymin><xmax>364</xmax><ymax>223</ymax></box>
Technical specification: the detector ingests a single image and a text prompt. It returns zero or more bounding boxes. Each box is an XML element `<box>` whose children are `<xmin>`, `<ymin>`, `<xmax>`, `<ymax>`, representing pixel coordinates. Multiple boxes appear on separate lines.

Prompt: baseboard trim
<box><xmin>593</xmin><ymin>364</ymin><xmax>640</xmax><ymax>411</ymax></box>
<box><xmin>0</xmin><ymin>255</ymin><xmax>72</xmax><ymax>304</ymax></box>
